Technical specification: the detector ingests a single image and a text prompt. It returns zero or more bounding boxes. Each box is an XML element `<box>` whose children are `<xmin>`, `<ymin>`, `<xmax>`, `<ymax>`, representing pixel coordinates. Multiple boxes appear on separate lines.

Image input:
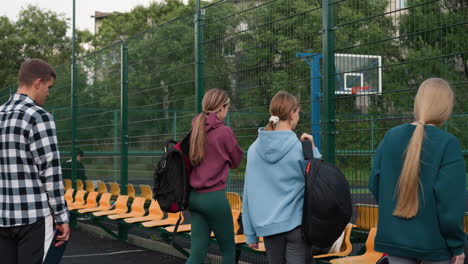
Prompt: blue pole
<box><xmin>311</xmin><ymin>55</ymin><xmax>322</xmax><ymax>151</ymax></box>
<box><xmin>296</xmin><ymin>53</ymin><xmax>322</xmax><ymax>152</ymax></box>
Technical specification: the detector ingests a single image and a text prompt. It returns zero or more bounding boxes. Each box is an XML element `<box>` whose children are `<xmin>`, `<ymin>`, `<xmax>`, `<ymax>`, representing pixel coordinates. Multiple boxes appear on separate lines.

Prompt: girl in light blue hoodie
<box><xmin>242</xmin><ymin>91</ymin><xmax>321</xmax><ymax>264</ymax></box>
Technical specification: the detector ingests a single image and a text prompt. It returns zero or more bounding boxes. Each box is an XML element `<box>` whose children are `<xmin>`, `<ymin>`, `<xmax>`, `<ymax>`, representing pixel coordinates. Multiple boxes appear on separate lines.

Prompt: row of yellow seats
<box><xmin>69</xmin><ymin>191</ymin><xmax>243</xmax><ymax>238</ymax></box>
<box><xmin>355</xmin><ymin>203</ymin><xmax>468</xmax><ymax>234</ymax></box>
<box><xmin>64</xmin><ymin>188</ymin><xmax>383</xmax><ymax>263</ymax></box>
<box><xmin>164</xmin><ymin>192</ymin><xmax>243</xmax><ymax>236</ymax></box>
<box><xmin>63</xmin><ymin>179</ymin><xmax>153</xmax><ymax>200</ymax></box>
<box><xmin>213</xmin><ymin>194</ymin><xmax>365</xmax><ymax>262</ymax></box>
<box><xmin>65</xmin><ymin>188</ymin><xmax>183</xmax><ymax>228</ymax></box>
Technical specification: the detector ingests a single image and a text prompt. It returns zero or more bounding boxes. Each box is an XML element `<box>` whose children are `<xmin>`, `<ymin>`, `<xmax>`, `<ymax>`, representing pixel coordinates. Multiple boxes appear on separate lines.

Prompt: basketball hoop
<box><xmin>351</xmin><ymin>86</ymin><xmax>371</xmax><ymax>95</ymax></box>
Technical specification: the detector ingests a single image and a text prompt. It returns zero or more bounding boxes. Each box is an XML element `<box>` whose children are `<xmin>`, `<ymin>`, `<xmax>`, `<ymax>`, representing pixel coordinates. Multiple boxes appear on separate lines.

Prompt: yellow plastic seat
<box><xmin>314</xmin><ymin>224</ymin><xmax>354</xmax><ymax>259</ymax></box>
<box><xmin>76</xmin><ymin>179</ymin><xmax>84</xmax><ymax>191</ymax></box>
<box><xmin>64</xmin><ymin>189</ymin><xmax>74</xmax><ymax>205</ymax></box>
<box><xmin>78</xmin><ymin>193</ymin><xmax>112</xmax><ymax>214</ymax></box>
<box><xmin>165</xmin><ymin>224</ymin><xmax>192</xmax><ymax>233</ymax></box>
<box><xmin>139</xmin><ymin>185</ymin><xmax>153</xmax><ymax>201</ymax></box>
<box><xmin>124</xmin><ymin>199</ymin><xmax>164</xmax><ymax>224</ymax></box>
<box><xmin>127</xmin><ymin>184</ymin><xmax>136</xmax><ymax>199</ymax></box>
<box><xmin>210</xmin><ymin>209</ymin><xmax>241</xmax><ymax>237</ymax></box>
<box><xmin>108</xmin><ymin>197</ymin><xmax>146</xmax><ymax>220</ymax></box>
<box><xmin>66</xmin><ymin>190</ymin><xmax>86</xmax><ymax>209</ymax></box>
<box><xmin>108</xmin><ymin>182</ymin><xmax>121</xmax><ymax>196</ymax></box>
<box><xmin>63</xmin><ymin>179</ymin><xmax>72</xmax><ymax>190</ymax></box>
<box><xmin>226</xmin><ymin>192</ymin><xmax>242</xmax><ymax>211</ymax></box>
<box><xmin>232</xmin><ymin>209</ymin><xmax>241</xmax><ymax>234</ymax></box>
<box><xmin>170</xmin><ymin>209</ymin><xmax>241</xmax><ymax>236</ymax></box>
<box><xmin>85</xmin><ymin>180</ymin><xmax>95</xmax><ymax>192</ymax></box>
<box><xmin>355</xmin><ymin>204</ymin><xmax>378</xmax><ymax>230</ymax></box>
<box><xmin>69</xmin><ymin>192</ymin><xmax>99</xmax><ymax>211</ymax></box>
<box><xmin>235</xmin><ymin>235</ymin><xmax>264</xmax><ymax>245</ymax></box>
<box><xmin>235</xmin><ymin>234</ymin><xmax>246</xmax><ymax>244</ymax></box>
<box><xmin>97</xmin><ymin>181</ymin><xmax>108</xmax><ymax>194</ymax></box>
<box><xmin>141</xmin><ymin>211</ymin><xmax>184</xmax><ymax>228</ymax></box>
<box><xmin>93</xmin><ymin>195</ymin><xmax>129</xmax><ymax>217</ymax></box>
<box><xmin>330</xmin><ymin>228</ymin><xmax>382</xmax><ymax>264</ymax></box>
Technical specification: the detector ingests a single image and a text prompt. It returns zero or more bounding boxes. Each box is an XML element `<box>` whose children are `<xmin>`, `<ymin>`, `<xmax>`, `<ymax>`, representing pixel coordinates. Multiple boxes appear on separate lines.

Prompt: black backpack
<box><xmin>301</xmin><ymin>141</ymin><xmax>352</xmax><ymax>248</ymax></box>
<box><xmin>153</xmin><ymin>133</ymin><xmax>191</xmax><ymax>214</ymax></box>
<box><xmin>376</xmin><ymin>255</ymin><xmax>388</xmax><ymax>264</ymax></box>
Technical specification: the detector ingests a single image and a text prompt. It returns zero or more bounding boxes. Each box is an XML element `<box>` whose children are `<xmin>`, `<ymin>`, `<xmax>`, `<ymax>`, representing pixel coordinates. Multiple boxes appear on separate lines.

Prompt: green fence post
<box><xmin>119</xmin><ymin>41</ymin><xmax>129</xmax><ymax>241</ymax></box>
<box><xmin>173</xmin><ymin>111</ymin><xmax>177</xmax><ymax>139</ymax></box>
<box><xmin>322</xmin><ymin>0</ymin><xmax>336</xmax><ymax>164</ymax></box>
<box><xmin>70</xmin><ymin>0</ymin><xmax>78</xmax><ymax>228</ymax></box>
<box><xmin>226</xmin><ymin>112</ymin><xmax>231</xmax><ymax>190</ymax></box>
<box><xmin>195</xmin><ymin>0</ymin><xmax>204</xmax><ymax>113</ymax></box>
<box><xmin>114</xmin><ymin>110</ymin><xmax>118</xmax><ymax>181</ymax></box>
<box><xmin>371</xmin><ymin>116</ymin><xmax>375</xmax><ymax>164</ymax></box>
<box><xmin>71</xmin><ymin>0</ymin><xmax>78</xmax><ymax>189</ymax></box>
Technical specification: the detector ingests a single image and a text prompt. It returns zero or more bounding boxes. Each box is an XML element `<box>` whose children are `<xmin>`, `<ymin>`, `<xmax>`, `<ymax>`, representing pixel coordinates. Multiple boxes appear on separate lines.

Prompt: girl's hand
<box><xmin>248</xmin><ymin>243</ymin><xmax>259</xmax><ymax>249</ymax></box>
<box><xmin>300</xmin><ymin>133</ymin><xmax>316</xmax><ymax>148</ymax></box>
<box><xmin>452</xmin><ymin>253</ymin><xmax>465</xmax><ymax>264</ymax></box>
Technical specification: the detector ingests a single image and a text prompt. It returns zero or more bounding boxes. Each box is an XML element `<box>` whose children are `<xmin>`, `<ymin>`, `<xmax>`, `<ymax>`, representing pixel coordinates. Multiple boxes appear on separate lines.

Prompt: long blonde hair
<box><xmin>265</xmin><ymin>91</ymin><xmax>299</xmax><ymax>131</ymax></box>
<box><xmin>393</xmin><ymin>78</ymin><xmax>454</xmax><ymax>218</ymax></box>
<box><xmin>190</xmin><ymin>89</ymin><xmax>230</xmax><ymax>166</ymax></box>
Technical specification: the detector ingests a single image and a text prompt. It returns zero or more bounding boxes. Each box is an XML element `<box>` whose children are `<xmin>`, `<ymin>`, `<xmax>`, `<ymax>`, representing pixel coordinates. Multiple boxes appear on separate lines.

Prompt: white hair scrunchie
<box><xmin>269</xmin><ymin>116</ymin><xmax>280</xmax><ymax>124</ymax></box>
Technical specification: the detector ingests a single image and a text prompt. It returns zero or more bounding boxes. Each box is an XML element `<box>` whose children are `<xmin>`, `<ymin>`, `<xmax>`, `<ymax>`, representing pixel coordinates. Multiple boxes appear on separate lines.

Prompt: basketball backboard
<box><xmin>335</xmin><ymin>53</ymin><xmax>382</xmax><ymax>95</ymax></box>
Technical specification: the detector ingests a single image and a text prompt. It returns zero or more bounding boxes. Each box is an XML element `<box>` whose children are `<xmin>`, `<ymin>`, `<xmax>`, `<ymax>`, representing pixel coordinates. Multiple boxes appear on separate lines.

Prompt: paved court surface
<box><xmin>62</xmin><ymin>229</ymin><xmax>185</xmax><ymax>264</ymax></box>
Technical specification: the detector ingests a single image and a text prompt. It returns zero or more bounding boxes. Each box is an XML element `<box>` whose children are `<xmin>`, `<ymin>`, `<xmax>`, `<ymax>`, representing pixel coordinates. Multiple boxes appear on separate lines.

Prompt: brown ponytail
<box><xmin>265</xmin><ymin>91</ymin><xmax>299</xmax><ymax>131</ymax></box>
<box><xmin>189</xmin><ymin>89</ymin><xmax>230</xmax><ymax>166</ymax></box>
<box><xmin>393</xmin><ymin>78</ymin><xmax>454</xmax><ymax>218</ymax></box>
<box><xmin>265</xmin><ymin>120</ymin><xmax>276</xmax><ymax>131</ymax></box>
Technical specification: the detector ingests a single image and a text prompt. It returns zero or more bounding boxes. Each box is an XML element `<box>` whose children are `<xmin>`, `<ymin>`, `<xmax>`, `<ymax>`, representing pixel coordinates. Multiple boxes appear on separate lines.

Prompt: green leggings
<box><xmin>186</xmin><ymin>190</ymin><xmax>235</xmax><ymax>264</ymax></box>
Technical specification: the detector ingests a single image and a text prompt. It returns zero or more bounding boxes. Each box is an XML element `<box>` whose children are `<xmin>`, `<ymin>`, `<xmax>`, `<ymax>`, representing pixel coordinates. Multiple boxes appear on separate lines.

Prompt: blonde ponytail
<box><xmin>189</xmin><ymin>89</ymin><xmax>229</xmax><ymax>166</ymax></box>
<box><xmin>393</xmin><ymin>78</ymin><xmax>454</xmax><ymax>218</ymax></box>
<box><xmin>189</xmin><ymin>113</ymin><xmax>207</xmax><ymax>166</ymax></box>
<box><xmin>393</xmin><ymin>123</ymin><xmax>425</xmax><ymax>218</ymax></box>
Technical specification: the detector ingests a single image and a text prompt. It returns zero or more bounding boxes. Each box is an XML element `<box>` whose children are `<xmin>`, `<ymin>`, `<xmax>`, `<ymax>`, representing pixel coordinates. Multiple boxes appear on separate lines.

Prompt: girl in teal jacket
<box><xmin>369</xmin><ymin>78</ymin><xmax>466</xmax><ymax>264</ymax></box>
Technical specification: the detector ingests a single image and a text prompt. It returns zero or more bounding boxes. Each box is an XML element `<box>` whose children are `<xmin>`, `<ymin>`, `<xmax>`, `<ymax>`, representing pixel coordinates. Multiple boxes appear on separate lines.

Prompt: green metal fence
<box><xmin>332</xmin><ymin>0</ymin><xmax>468</xmax><ymax>205</ymax></box>
<box><xmin>0</xmin><ymin>0</ymin><xmax>466</xmax><ymax>260</ymax></box>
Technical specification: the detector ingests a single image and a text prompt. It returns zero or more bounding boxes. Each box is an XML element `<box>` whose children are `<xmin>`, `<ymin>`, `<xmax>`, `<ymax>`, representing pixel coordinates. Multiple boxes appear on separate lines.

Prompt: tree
<box><xmin>15</xmin><ymin>6</ymin><xmax>70</xmax><ymax>66</ymax></box>
<box><xmin>0</xmin><ymin>17</ymin><xmax>18</xmax><ymax>87</ymax></box>
<box><xmin>397</xmin><ymin>0</ymin><xmax>468</xmax><ymax>149</ymax></box>
<box><xmin>92</xmin><ymin>0</ymin><xmax>194</xmax><ymax>48</ymax></box>
<box><xmin>0</xmin><ymin>5</ymin><xmax>93</xmax><ymax>89</ymax></box>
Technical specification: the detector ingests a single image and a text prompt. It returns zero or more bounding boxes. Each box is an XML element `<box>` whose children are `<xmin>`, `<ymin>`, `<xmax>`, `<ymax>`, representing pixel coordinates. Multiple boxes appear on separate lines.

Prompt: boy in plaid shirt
<box><xmin>0</xmin><ymin>59</ymin><xmax>70</xmax><ymax>264</ymax></box>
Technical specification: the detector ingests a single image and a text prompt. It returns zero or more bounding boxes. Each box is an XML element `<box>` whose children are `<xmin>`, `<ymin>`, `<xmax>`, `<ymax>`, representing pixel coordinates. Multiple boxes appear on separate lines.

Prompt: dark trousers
<box><xmin>264</xmin><ymin>226</ymin><xmax>315</xmax><ymax>264</ymax></box>
<box><xmin>0</xmin><ymin>215</ymin><xmax>55</xmax><ymax>264</ymax></box>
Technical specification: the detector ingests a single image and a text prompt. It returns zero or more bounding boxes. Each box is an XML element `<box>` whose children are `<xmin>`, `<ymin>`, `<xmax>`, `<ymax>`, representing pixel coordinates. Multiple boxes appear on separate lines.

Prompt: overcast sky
<box><xmin>1</xmin><ymin>0</ymin><xmax>189</xmax><ymax>34</ymax></box>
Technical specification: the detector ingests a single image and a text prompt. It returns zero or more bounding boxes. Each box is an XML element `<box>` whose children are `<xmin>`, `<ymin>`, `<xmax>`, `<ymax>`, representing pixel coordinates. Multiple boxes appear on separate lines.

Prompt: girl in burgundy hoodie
<box><xmin>186</xmin><ymin>88</ymin><xmax>243</xmax><ymax>264</ymax></box>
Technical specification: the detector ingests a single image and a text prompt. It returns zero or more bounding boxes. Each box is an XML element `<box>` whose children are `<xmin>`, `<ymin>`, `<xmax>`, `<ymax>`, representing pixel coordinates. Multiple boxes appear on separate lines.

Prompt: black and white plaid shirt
<box><xmin>0</xmin><ymin>94</ymin><xmax>69</xmax><ymax>227</ymax></box>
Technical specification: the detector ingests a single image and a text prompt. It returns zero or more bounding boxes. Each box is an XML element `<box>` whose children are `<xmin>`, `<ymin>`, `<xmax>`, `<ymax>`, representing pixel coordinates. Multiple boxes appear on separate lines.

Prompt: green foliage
<box><xmin>0</xmin><ymin>5</ymin><xmax>91</xmax><ymax>88</ymax></box>
<box><xmin>92</xmin><ymin>0</ymin><xmax>194</xmax><ymax>48</ymax></box>
<box><xmin>0</xmin><ymin>17</ymin><xmax>17</xmax><ymax>86</ymax></box>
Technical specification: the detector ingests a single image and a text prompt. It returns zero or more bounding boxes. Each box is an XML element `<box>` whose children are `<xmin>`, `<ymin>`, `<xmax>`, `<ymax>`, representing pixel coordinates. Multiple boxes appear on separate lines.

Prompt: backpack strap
<box><xmin>301</xmin><ymin>141</ymin><xmax>314</xmax><ymax>160</ymax></box>
<box><xmin>165</xmin><ymin>140</ymin><xmax>178</xmax><ymax>152</ymax></box>
<box><xmin>179</xmin><ymin>132</ymin><xmax>191</xmax><ymax>154</ymax></box>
